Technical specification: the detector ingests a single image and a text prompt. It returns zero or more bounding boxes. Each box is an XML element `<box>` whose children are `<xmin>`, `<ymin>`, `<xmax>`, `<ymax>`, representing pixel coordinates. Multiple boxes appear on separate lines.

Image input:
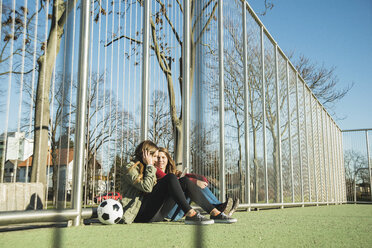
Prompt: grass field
<box><xmin>1</xmin><ymin>204</ymin><xmax>372</xmax><ymax>248</ymax></box>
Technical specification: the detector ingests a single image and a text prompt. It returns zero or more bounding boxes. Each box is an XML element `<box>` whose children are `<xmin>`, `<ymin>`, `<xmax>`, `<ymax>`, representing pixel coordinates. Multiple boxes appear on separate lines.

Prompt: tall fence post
<box><xmin>242</xmin><ymin>1</ymin><xmax>251</xmax><ymax>208</ymax></box>
<box><xmin>326</xmin><ymin>115</ymin><xmax>331</xmax><ymax>203</ymax></box>
<box><xmin>336</xmin><ymin>127</ymin><xmax>342</xmax><ymax>203</ymax></box>
<box><xmin>330</xmin><ymin>118</ymin><xmax>336</xmax><ymax>203</ymax></box>
<box><xmin>339</xmin><ymin>128</ymin><xmax>346</xmax><ymax>202</ymax></box>
<box><xmin>295</xmin><ymin>74</ymin><xmax>303</xmax><ymax>204</ymax></box>
<box><xmin>315</xmin><ymin>104</ymin><xmax>323</xmax><ymax>202</ymax></box>
<box><xmin>321</xmin><ymin>109</ymin><xmax>328</xmax><ymax>204</ymax></box>
<box><xmin>331</xmin><ymin>122</ymin><xmax>338</xmax><ymax>203</ymax></box>
<box><xmin>336</xmin><ymin>124</ymin><xmax>341</xmax><ymax>203</ymax></box>
<box><xmin>182</xmin><ymin>0</ymin><xmax>190</xmax><ymax>175</ymax></box>
<box><xmin>365</xmin><ymin>130</ymin><xmax>372</xmax><ymax>201</ymax></box>
<box><xmin>303</xmin><ymin>85</ymin><xmax>311</xmax><ymax>202</ymax></box>
<box><xmin>140</xmin><ymin>0</ymin><xmax>151</xmax><ymax>141</ymax></box>
<box><xmin>286</xmin><ymin>62</ymin><xmax>294</xmax><ymax>203</ymax></box>
<box><xmin>218</xmin><ymin>0</ymin><xmax>225</xmax><ymax>202</ymax></box>
<box><xmin>260</xmin><ymin>26</ymin><xmax>268</xmax><ymax>204</ymax></box>
<box><xmin>72</xmin><ymin>0</ymin><xmax>91</xmax><ymax>226</ymax></box>
<box><xmin>275</xmin><ymin>45</ymin><xmax>283</xmax><ymax>207</ymax></box>
<box><xmin>310</xmin><ymin>97</ymin><xmax>318</xmax><ymax>204</ymax></box>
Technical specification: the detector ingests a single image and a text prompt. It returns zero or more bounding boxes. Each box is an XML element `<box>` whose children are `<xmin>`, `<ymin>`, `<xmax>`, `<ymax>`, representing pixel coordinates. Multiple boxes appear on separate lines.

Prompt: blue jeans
<box><xmin>166</xmin><ymin>187</ymin><xmax>222</xmax><ymax>221</ymax></box>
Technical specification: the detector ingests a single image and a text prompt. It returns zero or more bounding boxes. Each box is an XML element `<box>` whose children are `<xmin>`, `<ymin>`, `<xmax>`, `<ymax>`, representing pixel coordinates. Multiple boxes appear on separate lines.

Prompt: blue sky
<box><xmin>249</xmin><ymin>0</ymin><xmax>372</xmax><ymax>130</ymax></box>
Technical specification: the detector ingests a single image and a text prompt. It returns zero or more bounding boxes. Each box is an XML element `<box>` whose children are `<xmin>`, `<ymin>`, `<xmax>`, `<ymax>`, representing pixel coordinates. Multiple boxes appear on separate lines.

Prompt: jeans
<box><xmin>202</xmin><ymin>186</ymin><xmax>221</xmax><ymax>205</ymax></box>
<box><xmin>166</xmin><ymin>186</ymin><xmax>222</xmax><ymax>221</ymax></box>
<box><xmin>134</xmin><ymin>174</ymin><xmax>215</xmax><ymax>223</ymax></box>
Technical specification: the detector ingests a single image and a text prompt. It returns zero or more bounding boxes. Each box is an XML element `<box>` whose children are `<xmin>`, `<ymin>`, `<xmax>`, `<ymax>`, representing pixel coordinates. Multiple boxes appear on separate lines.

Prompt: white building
<box><xmin>1</xmin><ymin>132</ymin><xmax>34</xmax><ymax>182</ymax></box>
<box><xmin>0</xmin><ymin>132</ymin><xmax>33</xmax><ymax>162</ymax></box>
<box><xmin>3</xmin><ymin>147</ymin><xmax>104</xmax><ymax>201</ymax></box>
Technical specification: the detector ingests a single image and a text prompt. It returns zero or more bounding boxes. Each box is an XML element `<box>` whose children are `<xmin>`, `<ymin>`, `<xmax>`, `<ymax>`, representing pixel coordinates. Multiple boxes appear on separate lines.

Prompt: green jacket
<box><xmin>120</xmin><ymin>161</ymin><xmax>157</xmax><ymax>224</ymax></box>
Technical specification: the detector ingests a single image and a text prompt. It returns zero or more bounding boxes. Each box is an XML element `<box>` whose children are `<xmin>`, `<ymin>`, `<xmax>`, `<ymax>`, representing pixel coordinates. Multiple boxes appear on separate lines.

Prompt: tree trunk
<box><xmin>173</xmin><ymin>41</ymin><xmax>195</xmax><ymax>167</ymax></box>
<box><xmin>31</xmin><ymin>0</ymin><xmax>76</xmax><ymax>191</ymax></box>
<box><xmin>31</xmin><ymin>63</ymin><xmax>51</xmax><ymax>186</ymax></box>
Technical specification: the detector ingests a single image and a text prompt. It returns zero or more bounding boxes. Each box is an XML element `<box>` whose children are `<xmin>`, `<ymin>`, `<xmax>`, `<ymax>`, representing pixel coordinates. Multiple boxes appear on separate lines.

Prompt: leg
<box><xmin>134</xmin><ymin>174</ymin><xmax>193</xmax><ymax>222</ymax></box>
<box><xmin>168</xmin><ymin>187</ymin><xmax>220</xmax><ymax>221</ymax></box>
<box><xmin>178</xmin><ymin>177</ymin><xmax>216</xmax><ymax>213</ymax></box>
<box><xmin>201</xmin><ymin>187</ymin><xmax>222</xmax><ymax>205</ymax></box>
<box><xmin>150</xmin><ymin>197</ymin><xmax>177</xmax><ymax>222</ymax></box>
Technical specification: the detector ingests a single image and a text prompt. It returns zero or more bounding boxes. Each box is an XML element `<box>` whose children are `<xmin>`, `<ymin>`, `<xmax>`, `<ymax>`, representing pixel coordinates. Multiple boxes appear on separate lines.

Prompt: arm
<box><xmin>185</xmin><ymin>173</ymin><xmax>208</xmax><ymax>189</ymax></box>
<box><xmin>186</xmin><ymin>176</ymin><xmax>197</xmax><ymax>184</ymax></box>
<box><xmin>185</xmin><ymin>173</ymin><xmax>209</xmax><ymax>184</ymax></box>
<box><xmin>123</xmin><ymin>163</ymin><xmax>157</xmax><ymax>193</ymax></box>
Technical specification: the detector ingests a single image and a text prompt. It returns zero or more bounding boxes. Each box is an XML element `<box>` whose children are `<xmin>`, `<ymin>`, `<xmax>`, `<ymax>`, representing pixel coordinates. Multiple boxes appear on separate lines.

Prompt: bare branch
<box><xmin>195</xmin><ymin>1</ymin><xmax>218</xmax><ymax>45</ymax></box>
<box><xmin>155</xmin><ymin>0</ymin><xmax>182</xmax><ymax>46</ymax></box>
<box><xmin>105</xmin><ymin>34</ymin><xmax>142</xmax><ymax>47</ymax></box>
<box><xmin>0</xmin><ymin>68</ymin><xmax>35</xmax><ymax>77</ymax></box>
<box><xmin>192</xmin><ymin>0</ymin><xmax>214</xmax><ymax>32</ymax></box>
<box><xmin>176</xmin><ymin>0</ymin><xmax>183</xmax><ymax>13</ymax></box>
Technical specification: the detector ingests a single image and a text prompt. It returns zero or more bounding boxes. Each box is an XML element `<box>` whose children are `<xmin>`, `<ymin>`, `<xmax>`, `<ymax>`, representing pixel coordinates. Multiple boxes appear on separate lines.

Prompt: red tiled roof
<box><xmin>18</xmin><ymin>149</ymin><xmax>73</xmax><ymax>167</ymax></box>
<box><xmin>17</xmin><ymin>156</ymin><xmax>35</xmax><ymax>167</ymax></box>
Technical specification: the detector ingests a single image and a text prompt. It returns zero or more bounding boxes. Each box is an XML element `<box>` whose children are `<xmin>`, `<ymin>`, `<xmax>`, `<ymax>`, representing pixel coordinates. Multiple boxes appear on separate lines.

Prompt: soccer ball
<box><xmin>97</xmin><ymin>199</ymin><xmax>123</xmax><ymax>225</ymax></box>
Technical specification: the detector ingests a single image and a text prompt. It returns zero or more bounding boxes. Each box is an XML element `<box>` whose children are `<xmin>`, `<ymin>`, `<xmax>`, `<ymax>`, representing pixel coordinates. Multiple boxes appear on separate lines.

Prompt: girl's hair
<box><xmin>130</xmin><ymin>140</ymin><xmax>159</xmax><ymax>183</ymax></box>
<box><xmin>158</xmin><ymin>147</ymin><xmax>177</xmax><ymax>175</ymax></box>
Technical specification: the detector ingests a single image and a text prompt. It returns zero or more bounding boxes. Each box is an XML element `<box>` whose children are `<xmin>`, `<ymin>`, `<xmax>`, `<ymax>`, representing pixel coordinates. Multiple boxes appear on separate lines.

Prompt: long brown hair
<box><xmin>158</xmin><ymin>147</ymin><xmax>177</xmax><ymax>175</ymax></box>
<box><xmin>130</xmin><ymin>140</ymin><xmax>159</xmax><ymax>183</ymax></box>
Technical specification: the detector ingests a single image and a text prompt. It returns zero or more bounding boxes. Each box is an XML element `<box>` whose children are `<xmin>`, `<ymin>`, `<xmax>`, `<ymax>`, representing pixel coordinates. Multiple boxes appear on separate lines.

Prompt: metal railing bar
<box><xmin>342</xmin><ymin>128</ymin><xmax>372</xmax><ymax>132</ymax></box>
<box><xmin>0</xmin><ymin>208</ymin><xmax>94</xmax><ymax>225</ymax></box>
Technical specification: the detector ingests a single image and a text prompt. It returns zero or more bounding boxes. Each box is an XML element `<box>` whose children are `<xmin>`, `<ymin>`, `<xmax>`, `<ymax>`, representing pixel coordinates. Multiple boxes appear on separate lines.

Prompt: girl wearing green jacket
<box><xmin>120</xmin><ymin>140</ymin><xmax>237</xmax><ymax>225</ymax></box>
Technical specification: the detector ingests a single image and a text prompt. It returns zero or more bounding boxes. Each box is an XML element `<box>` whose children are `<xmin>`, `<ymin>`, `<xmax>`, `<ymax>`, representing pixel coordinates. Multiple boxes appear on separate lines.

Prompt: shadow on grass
<box><xmin>194</xmin><ymin>224</ymin><xmax>204</xmax><ymax>248</ymax></box>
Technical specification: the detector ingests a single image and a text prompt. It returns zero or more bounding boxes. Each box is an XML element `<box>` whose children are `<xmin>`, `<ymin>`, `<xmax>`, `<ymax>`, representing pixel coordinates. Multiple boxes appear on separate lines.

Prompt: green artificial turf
<box><xmin>1</xmin><ymin>204</ymin><xmax>372</xmax><ymax>248</ymax></box>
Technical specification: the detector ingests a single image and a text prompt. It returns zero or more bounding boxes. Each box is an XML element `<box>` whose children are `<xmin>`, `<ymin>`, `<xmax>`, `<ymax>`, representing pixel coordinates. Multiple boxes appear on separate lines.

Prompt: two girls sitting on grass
<box><xmin>155</xmin><ymin>147</ymin><xmax>239</xmax><ymax>221</ymax></box>
<box><xmin>120</xmin><ymin>140</ymin><xmax>237</xmax><ymax>225</ymax></box>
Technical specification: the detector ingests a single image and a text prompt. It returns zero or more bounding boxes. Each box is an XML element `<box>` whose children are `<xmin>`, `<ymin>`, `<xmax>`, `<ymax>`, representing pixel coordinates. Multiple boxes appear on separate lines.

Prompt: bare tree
<box><xmin>106</xmin><ymin>0</ymin><xmax>219</xmax><ymax>164</ymax></box>
<box><xmin>0</xmin><ymin>2</ymin><xmax>40</xmax><ymax>77</ymax></box>
<box><xmin>206</xmin><ymin>16</ymin><xmax>266</xmax><ymax>202</ymax></box>
<box><xmin>20</xmin><ymin>71</ymin><xmax>75</xmax><ymax>203</ymax></box>
<box><xmin>148</xmin><ymin>90</ymin><xmax>174</xmax><ymax>152</ymax></box>
<box><xmin>0</xmin><ymin>1</ymin><xmax>45</xmax><ymax>181</ymax></box>
<box><xmin>293</xmin><ymin>54</ymin><xmax>353</xmax><ymax>111</ymax></box>
<box><xmin>31</xmin><ymin>0</ymin><xmax>78</xmax><ymax>189</ymax></box>
<box><xmin>81</xmin><ymin>72</ymin><xmax>138</xmax><ymax>203</ymax></box>
<box><xmin>252</xmin><ymin>0</ymin><xmax>275</xmax><ymax>16</ymax></box>
<box><xmin>20</xmin><ymin>69</ymin><xmax>129</xmax><ymax>204</ymax></box>
<box><xmin>344</xmin><ymin>149</ymin><xmax>369</xmax><ymax>200</ymax></box>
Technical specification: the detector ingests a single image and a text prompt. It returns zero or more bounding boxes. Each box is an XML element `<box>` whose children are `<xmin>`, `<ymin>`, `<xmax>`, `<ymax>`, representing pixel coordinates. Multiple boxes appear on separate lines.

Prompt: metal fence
<box><xmin>342</xmin><ymin>129</ymin><xmax>372</xmax><ymax>202</ymax></box>
<box><xmin>0</xmin><ymin>0</ymin><xmax>346</xmax><ymax>226</ymax></box>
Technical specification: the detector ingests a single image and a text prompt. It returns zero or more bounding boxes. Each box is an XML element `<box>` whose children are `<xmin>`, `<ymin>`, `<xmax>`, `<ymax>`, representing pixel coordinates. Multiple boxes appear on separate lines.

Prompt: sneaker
<box><xmin>211</xmin><ymin>212</ymin><xmax>237</xmax><ymax>224</ymax></box>
<box><xmin>185</xmin><ymin>211</ymin><xmax>214</xmax><ymax>225</ymax></box>
<box><xmin>228</xmin><ymin>198</ymin><xmax>239</xmax><ymax>217</ymax></box>
<box><xmin>216</xmin><ymin>198</ymin><xmax>233</xmax><ymax>215</ymax></box>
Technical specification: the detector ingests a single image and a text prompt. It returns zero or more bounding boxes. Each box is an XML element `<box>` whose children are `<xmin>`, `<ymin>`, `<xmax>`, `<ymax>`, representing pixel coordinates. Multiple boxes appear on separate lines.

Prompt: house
<box><xmin>4</xmin><ymin>149</ymin><xmax>104</xmax><ymax>196</ymax></box>
<box><xmin>0</xmin><ymin>132</ymin><xmax>33</xmax><ymax>162</ymax></box>
<box><xmin>356</xmin><ymin>182</ymin><xmax>371</xmax><ymax>200</ymax></box>
<box><xmin>4</xmin><ymin>156</ymin><xmax>35</xmax><ymax>183</ymax></box>
<box><xmin>1</xmin><ymin>132</ymin><xmax>34</xmax><ymax>183</ymax></box>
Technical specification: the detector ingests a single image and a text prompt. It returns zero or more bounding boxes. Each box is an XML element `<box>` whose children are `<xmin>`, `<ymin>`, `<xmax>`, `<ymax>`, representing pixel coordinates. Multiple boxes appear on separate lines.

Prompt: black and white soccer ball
<box><xmin>97</xmin><ymin>199</ymin><xmax>123</xmax><ymax>225</ymax></box>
